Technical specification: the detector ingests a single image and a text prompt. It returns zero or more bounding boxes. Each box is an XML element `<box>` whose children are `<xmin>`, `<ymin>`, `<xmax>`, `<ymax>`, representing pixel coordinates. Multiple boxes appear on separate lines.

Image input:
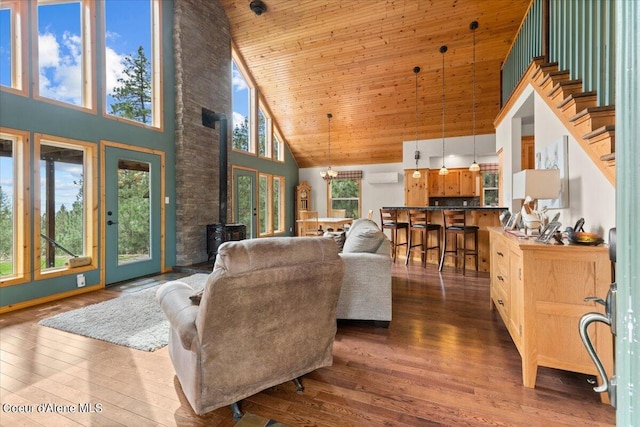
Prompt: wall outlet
<box><xmin>77</xmin><ymin>274</ymin><xmax>86</xmax><ymax>288</ymax></box>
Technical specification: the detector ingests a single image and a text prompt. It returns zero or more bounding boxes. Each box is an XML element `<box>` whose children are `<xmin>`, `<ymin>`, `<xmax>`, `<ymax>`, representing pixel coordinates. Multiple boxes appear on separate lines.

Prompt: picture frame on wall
<box><xmin>535</xmin><ymin>135</ymin><xmax>569</xmax><ymax>209</ymax></box>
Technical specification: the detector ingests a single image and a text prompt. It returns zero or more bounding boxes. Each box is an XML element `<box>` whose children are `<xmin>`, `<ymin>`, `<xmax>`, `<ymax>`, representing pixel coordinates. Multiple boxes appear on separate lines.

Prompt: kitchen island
<box><xmin>381</xmin><ymin>206</ymin><xmax>507</xmax><ymax>272</ymax></box>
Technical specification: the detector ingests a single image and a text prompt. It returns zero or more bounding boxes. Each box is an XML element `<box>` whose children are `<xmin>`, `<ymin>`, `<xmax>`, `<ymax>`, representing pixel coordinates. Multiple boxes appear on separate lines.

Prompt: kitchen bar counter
<box><xmin>381</xmin><ymin>206</ymin><xmax>507</xmax><ymax>272</ymax></box>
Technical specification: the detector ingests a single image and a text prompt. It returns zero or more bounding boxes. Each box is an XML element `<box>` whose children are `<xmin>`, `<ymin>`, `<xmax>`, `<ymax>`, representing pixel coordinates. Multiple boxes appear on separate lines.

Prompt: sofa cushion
<box><xmin>342</xmin><ymin>221</ymin><xmax>386</xmax><ymax>253</ymax></box>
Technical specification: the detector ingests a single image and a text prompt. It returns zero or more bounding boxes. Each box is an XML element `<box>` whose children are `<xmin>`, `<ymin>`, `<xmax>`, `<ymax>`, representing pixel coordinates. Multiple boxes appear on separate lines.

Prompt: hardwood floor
<box><xmin>0</xmin><ymin>263</ymin><xmax>616</xmax><ymax>426</ymax></box>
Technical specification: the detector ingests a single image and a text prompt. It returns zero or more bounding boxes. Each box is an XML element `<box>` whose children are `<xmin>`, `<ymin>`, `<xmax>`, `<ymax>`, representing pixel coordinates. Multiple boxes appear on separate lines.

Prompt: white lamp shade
<box><xmin>513</xmin><ymin>169</ymin><xmax>561</xmax><ymax>200</ymax></box>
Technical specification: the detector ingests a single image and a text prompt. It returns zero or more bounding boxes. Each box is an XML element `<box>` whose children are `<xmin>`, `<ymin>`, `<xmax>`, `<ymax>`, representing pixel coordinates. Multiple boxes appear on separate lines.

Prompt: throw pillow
<box><xmin>324</xmin><ymin>231</ymin><xmax>346</xmax><ymax>252</ymax></box>
<box><xmin>342</xmin><ymin>228</ymin><xmax>385</xmax><ymax>253</ymax></box>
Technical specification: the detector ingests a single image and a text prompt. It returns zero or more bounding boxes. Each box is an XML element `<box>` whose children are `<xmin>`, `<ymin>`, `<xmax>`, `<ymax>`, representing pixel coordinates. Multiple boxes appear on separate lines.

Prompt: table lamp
<box><xmin>513</xmin><ymin>169</ymin><xmax>561</xmax><ymax>233</ymax></box>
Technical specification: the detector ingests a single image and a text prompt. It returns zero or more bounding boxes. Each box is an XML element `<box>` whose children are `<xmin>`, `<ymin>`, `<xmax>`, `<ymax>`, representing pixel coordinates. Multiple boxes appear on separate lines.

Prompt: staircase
<box><xmin>528</xmin><ymin>57</ymin><xmax>616</xmax><ymax>186</ymax></box>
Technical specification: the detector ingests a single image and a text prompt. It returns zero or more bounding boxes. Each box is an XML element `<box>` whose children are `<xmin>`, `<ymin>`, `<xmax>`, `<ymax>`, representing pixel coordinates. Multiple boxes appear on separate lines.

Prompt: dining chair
<box><xmin>379</xmin><ymin>208</ymin><xmax>409</xmax><ymax>262</ymax></box>
<box><xmin>439</xmin><ymin>209</ymin><xmax>479</xmax><ymax>274</ymax></box>
<box><xmin>405</xmin><ymin>210</ymin><xmax>441</xmax><ymax>267</ymax></box>
<box><xmin>330</xmin><ymin>209</ymin><xmax>346</xmax><ymax>218</ymax></box>
<box><xmin>299</xmin><ymin>210</ymin><xmax>321</xmax><ymax>236</ymax></box>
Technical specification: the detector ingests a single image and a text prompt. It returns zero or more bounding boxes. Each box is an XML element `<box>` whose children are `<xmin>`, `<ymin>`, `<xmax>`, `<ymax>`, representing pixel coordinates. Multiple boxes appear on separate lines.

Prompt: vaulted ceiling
<box><xmin>220</xmin><ymin>0</ymin><xmax>530</xmax><ymax>168</ymax></box>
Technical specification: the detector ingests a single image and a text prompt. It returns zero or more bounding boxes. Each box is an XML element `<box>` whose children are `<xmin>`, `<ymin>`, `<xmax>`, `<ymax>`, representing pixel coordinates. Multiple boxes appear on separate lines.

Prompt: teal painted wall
<box><xmin>0</xmin><ymin>2</ymin><xmax>176</xmax><ymax>307</ymax></box>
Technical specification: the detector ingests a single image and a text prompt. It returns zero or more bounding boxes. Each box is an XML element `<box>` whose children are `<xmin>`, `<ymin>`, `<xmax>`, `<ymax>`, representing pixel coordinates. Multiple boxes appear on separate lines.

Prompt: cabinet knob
<box><xmin>497</xmin><ymin>251</ymin><xmax>504</xmax><ymax>257</ymax></box>
<box><xmin>498</xmin><ymin>299</ymin><xmax>504</xmax><ymax>306</ymax></box>
<box><xmin>497</xmin><ymin>275</ymin><xmax>505</xmax><ymax>282</ymax></box>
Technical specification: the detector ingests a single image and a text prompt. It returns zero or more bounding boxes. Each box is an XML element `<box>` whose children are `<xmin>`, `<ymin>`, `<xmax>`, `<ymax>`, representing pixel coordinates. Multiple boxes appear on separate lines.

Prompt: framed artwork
<box><xmin>536</xmin><ymin>221</ymin><xmax>561</xmax><ymax>243</ymax></box>
<box><xmin>505</xmin><ymin>212</ymin><xmax>520</xmax><ymax>230</ymax></box>
<box><xmin>536</xmin><ymin>135</ymin><xmax>569</xmax><ymax>209</ymax></box>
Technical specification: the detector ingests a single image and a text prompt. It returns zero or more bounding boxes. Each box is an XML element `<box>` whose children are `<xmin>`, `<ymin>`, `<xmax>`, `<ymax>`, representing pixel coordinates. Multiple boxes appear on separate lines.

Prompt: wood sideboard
<box><xmin>488</xmin><ymin>227</ymin><xmax>613</xmax><ymax>402</ymax></box>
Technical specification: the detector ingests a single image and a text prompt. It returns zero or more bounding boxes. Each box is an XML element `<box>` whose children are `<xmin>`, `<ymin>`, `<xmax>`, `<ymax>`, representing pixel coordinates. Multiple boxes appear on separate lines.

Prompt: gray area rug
<box><xmin>38</xmin><ymin>273</ymin><xmax>208</xmax><ymax>352</ymax></box>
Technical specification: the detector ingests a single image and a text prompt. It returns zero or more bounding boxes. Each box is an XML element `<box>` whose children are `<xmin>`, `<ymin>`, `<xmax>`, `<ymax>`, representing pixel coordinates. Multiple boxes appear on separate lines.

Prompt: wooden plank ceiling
<box><xmin>220</xmin><ymin>0</ymin><xmax>530</xmax><ymax>168</ymax></box>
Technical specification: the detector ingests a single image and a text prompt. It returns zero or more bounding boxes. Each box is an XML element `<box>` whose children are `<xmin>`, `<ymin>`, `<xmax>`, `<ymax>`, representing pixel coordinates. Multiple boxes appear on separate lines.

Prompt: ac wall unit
<box><xmin>368</xmin><ymin>172</ymin><xmax>399</xmax><ymax>184</ymax></box>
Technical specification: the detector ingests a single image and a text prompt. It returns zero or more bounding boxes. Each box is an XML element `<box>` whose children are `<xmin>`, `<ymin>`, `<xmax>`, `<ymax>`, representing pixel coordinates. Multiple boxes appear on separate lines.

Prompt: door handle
<box><xmin>107</xmin><ymin>220</ymin><xmax>118</xmax><ymax>225</ymax></box>
<box><xmin>578</xmin><ymin>311</ymin><xmax>616</xmax><ymax>407</ymax></box>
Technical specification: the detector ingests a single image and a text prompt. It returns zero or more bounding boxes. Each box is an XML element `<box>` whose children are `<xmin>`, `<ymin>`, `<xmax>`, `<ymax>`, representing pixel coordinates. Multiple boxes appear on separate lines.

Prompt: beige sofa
<box><xmin>334</xmin><ymin>218</ymin><xmax>393</xmax><ymax>326</ymax></box>
<box><xmin>156</xmin><ymin>237</ymin><xmax>344</xmax><ymax>417</ymax></box>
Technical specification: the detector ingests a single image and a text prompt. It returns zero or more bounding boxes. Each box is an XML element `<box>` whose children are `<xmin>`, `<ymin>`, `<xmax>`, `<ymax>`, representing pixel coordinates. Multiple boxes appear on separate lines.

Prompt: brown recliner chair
<box><xmin>156</xmin><ymin>237</ymin><xmax>344</xmax><ymax>418</ymax></box>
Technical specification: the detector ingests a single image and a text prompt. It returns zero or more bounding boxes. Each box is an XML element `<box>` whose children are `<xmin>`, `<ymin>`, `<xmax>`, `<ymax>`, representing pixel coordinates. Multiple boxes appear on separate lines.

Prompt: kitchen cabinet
<box><xmin>488</xmin><ymin>228</ymin><xmax>613</xmax><ymax>402</ymax></box>
<box><xmin>459</xmin><ymin>170</ymin><xmax>478</xmax><ymax>196</ymax></box>
<box><xmin>404</xmin><ymin>169</ymin><xmax>428</xmax><ymax>206</ymax></box>
<box><xmin>428</xmin><ymin>169</ymin><xmax>444</xmax><ymax>197</ymax></box>
<box><xmin>443</xmin><ymin>170</ymin><xmax>460</xmax><ymax>195</ymax></box>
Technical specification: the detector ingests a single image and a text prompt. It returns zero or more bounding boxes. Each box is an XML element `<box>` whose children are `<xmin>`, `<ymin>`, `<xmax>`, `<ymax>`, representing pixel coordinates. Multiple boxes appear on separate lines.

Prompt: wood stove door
<box><xmin>233</xmin><ymin>168</ymin><xmax>257</xmax><ymax>239</ymax></box>
<box><xmin>104</xmin><ymin>146</ymin><xmax>163</xmax><ymax>285</ymax></box>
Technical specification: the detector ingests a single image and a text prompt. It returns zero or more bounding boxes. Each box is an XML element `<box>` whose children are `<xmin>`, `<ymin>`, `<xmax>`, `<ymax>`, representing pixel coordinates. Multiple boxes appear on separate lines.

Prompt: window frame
<box><xmin>32</xmin><ymin>0</ymin><xmax>97</xmax><ymax>113</ymax></box>
<box><xmin>327</xmin><ymin>178</ymin><xmax>362</xmax><ymax>219</ymax></box>
<box><xmin>0</xmin><ymin>127</ymin><xmax>30</xmax><ymax>287</ymax></box>
<box><xmin>257</xmin><ymin>172</ymin><xmax>285</xmax><ymax>237</ymax></box>
<box><xmin>231</xmin><ymin>50</ymin><xmax>256</xmax><ymax>155</ymax></box>
<box><xmin>102</xmin><ymin>0</ymin><xmax>163</xmax><ymax>130</ymax></box>
<box><xmin>0</xmin><ymin>0</ymin><xmax>28</xmax><ymax>96</ymax></box>
<box><xmin>482</xmin><ymin>171</ymin><xmax>499</xmax><ymax>206</ymax></box>
<box><xmin>33</xmin><ymin>133</ymin><xmax>98</xmax><ymax>279</ymax></box>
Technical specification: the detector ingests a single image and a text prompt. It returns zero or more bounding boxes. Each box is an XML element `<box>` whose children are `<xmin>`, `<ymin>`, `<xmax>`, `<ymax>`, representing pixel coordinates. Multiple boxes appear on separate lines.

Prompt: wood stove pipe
<box><xmin>202</xmin><ymin>107</ymin><xmax>228</xmax><ymax>225</ymax></box>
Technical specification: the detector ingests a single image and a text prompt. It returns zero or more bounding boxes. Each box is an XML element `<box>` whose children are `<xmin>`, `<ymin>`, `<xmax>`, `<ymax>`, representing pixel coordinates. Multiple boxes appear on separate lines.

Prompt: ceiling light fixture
<box><xmin>320</xmin><ymin>113</ymin><xmax>338</xmax><ymax>181</ymax></box>
<box><xmin>439</xmin><ymin>45</ymin><xmax>449</xmax><ymax>176</ymax></box>
<box><xmin>412</xmin><ymin>66</ymin><xmax>422</xmax><ymax>179</ymax></box>
<box><xmin>469</xmin><ymin>21</ymin><xmax>481</xmax><ymax>172</ymax></box>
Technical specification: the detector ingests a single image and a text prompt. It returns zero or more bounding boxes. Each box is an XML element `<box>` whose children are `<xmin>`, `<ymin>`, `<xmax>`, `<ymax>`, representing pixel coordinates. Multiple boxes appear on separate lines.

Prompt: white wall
<box><xmin>403</xmin><ymin>134</ymin><xmax>498</xmax><ymax>169</ymax></box>
<box><xmin>299</xmin><ymin>163</ymin><xmax>405</xmax><ymax>227</ymax></box>
<box><xmin>495</xmin><ymin>85</ymin><xmax>615</xmax><ymax>236</ymax></box>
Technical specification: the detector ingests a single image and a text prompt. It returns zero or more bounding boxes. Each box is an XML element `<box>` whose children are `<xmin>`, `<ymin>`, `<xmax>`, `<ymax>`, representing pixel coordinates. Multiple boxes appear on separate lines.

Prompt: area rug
<box><xmin>235</xmin><ymin>413</ymin><xmax>292</xmax><ymax>427</ymax></box>
<box><xmin>38</xmin><ymin>273</ymin><xmax>208</xmax><ymax>351</ymax></box>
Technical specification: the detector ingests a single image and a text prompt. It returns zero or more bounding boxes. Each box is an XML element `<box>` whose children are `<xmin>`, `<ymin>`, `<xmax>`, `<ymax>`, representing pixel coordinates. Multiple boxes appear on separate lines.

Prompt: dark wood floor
<box><xmin>0</xmin><ymin>262</ymin><xmax>616</xmax><ymax>426</ymax></box>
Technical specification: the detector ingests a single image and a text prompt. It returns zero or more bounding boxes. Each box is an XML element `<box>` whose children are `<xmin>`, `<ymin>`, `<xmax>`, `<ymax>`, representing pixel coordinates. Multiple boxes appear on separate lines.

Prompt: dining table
<box><xmin>296</xmin><ymin>217</ymin><xmax>353</xmax><ymax>235</ymax></box>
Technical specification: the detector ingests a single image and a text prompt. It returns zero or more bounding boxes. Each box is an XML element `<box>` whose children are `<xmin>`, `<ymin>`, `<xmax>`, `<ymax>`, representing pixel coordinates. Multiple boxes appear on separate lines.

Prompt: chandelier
<box><xmin>320</xmin><ymin>113</ymin><xmax>338</xmax><ymax>181</ymax></box>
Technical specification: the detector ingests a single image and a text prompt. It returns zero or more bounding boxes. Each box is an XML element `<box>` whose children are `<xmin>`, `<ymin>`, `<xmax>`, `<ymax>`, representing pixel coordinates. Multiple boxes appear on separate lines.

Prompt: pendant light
<box><xmin>320</xmin><ymin>113</ymin><xmax>338</xmax><ymax>181</ymax></box>
<box><xmin>469</xmin><ymin>21</ymin><xmax>481</xmax><ymax>172</ymax></box>
<box><xmin>439</xmin><ymin>45</ymin><xmax>449</xmax><ymax>176</ymax></box>
<box><xmin>412</xmin><ymin>66</ymin><xmax>422</xmax><ymax>179</ymax></box>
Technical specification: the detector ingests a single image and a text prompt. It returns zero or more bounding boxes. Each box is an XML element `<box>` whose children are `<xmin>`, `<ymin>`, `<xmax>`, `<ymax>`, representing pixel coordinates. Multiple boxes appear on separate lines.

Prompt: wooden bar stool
<box><xmin>438</xmin><ymin>209</ymin><xmax>479</xmax><ymax>275</ymax></box>
<box><xmin>405</xmin><ymin>209</ymin><xmax>441</xmax><ymax>267</ymax></box>
<box><xmin>379</xmin><ymin>208</ymin><xmax>409</xmax><ymax>262</ymax></box>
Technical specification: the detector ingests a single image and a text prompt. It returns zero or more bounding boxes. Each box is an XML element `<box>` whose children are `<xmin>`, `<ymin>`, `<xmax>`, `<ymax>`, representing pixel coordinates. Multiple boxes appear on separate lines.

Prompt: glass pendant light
<box><xmin>469</xmin><ymin>21</ymin><xmax>481</xmax><ymax>172</ymax></box>
<box><xmin>412</xmin><ymin>66</ymin><xmax>422</xmax><ymax>179</ymax></box>
<box><xmin>439</xmin><ymin>45</ymin><xmax>449</xmax><ymax>176</ymax></box>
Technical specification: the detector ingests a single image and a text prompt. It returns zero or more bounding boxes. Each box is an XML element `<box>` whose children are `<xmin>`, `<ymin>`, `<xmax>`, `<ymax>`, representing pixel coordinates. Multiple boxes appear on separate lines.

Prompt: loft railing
<box><xmin>502</xmin><ymin>0</ymin><xmax>616</xmax><ymax>107</ymax></box>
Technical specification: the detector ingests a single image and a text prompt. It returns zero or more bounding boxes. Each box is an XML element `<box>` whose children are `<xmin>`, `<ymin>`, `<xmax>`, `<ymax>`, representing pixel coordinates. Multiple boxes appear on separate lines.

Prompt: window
<box><xmin>35</xmin><ymin>0</ymin><xmax>95</xmax><ymax>110</ymax></box>
<box><xmin>0</xmin><ymin>128</ymin><xmax>29</xmax><ymax>286</ymax></box>
<box><xmin>329</xmin><ymin>178</ymin><xmax>361</xmax><ymax>219</ymax></box>
<box><xmin>482</xmin><ymin>172</ymin><xmax>499</xmax><ymax>206</ymax></box>
<box><xmin>258</xmin><ymin>173</ymin><xmax>285</xmax><ymax>236</ymax></box>
<box><xmin>104</xmin><ymin>0</ymin><xmax>162</xmax><ymax>127</ymax></box>
<box><xmin>273</xmin><ymin>132</ymin><xmax>283</xmax><ymax>162</ymax></box>
<box><xmin>34</xmin><ymin>134</ymin><xmax>97</xmax><ymax>277</ymax></box>
<box><xmin>257</xmin><ymin>108</ymin><xmax>268</xmax><ymax>157</ymax></box>
<box><xmin>232</xmin><ymin>59</ymin><xmax>251</xmax><ymax>152</ymax></box>
<box><xmin>0</xmin><ymin>0</ymin><xmax>27</xmax><ymax>94</ymax></box>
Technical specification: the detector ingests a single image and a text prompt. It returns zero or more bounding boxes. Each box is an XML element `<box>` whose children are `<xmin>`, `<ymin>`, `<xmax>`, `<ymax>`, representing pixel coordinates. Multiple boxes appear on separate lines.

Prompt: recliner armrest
<box><xmin>156</xmin><ymin>281</ymin><xmax>200</xmax><ymax>350</ymax></box>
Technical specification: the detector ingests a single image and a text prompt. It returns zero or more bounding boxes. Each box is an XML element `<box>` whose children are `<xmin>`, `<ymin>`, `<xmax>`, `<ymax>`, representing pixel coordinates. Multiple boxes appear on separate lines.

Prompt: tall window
<box><xmin>273</xmin><ymin>133</ymin><xmax>283</xmax><ymax>162</ymax></box>
<box><xmin>258</xmin><ymin>173</ymin><xmax>284</xmax><ymax>236</ymax></box>
<box><xmin>258</xmin><ymin>108</ymin><xmax>267</xmax><ymax>157</ymax></box>
<box><xmin>35</xmin><ymin>0</ymin><xmax>94</xmax><ymax>109</ymax></box>
<box><xmin>35</xmin><ymin>134</ymin><xmax>97</xmax><ymax>276</ymax></box>
<box><xmin>0</xmin><ymin>0</ymin><xmax>26</xmax><ymax>94</ymax></box>
<box><xmin>0</xmin><ymin>128</ymin><xmax>29</xmax><ymax>285</ymax></box>
<box><xmin>104</xmin><ymin>0</ymin><xmax>160</xmax><ymax>127</ymax></box>
<box><xmin>329</xmin><ymin>178</ymin><xmax>361</xmax><ymax>219</ymax></box>
<box><xmin>232</xmin><ymin>59</ymin><xmax>251</xmax><ymax>152</ymax></box>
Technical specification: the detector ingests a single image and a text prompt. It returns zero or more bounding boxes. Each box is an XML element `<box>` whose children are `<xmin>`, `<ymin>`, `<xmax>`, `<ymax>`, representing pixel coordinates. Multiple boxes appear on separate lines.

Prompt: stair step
<box><xmin>570</xmin><ymin>106</ymin><xmax>616</xmax><ymax>136</ymax></box>
<box><xmin>557</xmin><ymin>91</ymin><xmax>598</xmax><ymax>117</ymax></box>
<box><xmin>548</xmin><ymin>79</ymin><xmax>583</xmax><ymax>104</ymax></box>
<box><xmin>584</xmin><ymin>125</ymin><xmax>616</xmax><ymax>155</ymax></box>
<box><xmin>539</xmin><ymin>70</ymin><xmax>571</xmax><ymax>93</ymax></box>
<box><xmin>531</xmin><ymin>60</ymin><xmax>558</xmax><ymax>83</ymax></box>
<box><xmin>600</xmin><ymin>152</ymin><xmax>616</xmax><ymax>162</ymax></box>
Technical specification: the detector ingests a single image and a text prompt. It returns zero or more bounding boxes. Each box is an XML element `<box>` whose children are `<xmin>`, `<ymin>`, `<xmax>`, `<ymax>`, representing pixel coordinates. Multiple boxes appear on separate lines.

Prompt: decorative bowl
<box><xmin>568</xmin><ymin>232</ymin><xmax>604</xmax><ymax>246</ymax></box>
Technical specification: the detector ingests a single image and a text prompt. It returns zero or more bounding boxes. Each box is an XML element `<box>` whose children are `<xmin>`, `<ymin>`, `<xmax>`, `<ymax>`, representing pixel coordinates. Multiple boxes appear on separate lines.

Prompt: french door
<box><xmin>233</xmin><ymin>167</ymin><xmax>257</xmax><ymax>239</ymax></box>
<box><xmin>103</xmin><ymin>144</ymin><xmax>164</xmax><ymax>285</ymax></box>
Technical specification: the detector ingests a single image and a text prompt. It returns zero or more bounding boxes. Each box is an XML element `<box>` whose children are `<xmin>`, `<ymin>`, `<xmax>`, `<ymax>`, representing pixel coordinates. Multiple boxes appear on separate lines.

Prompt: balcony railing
<box><xmin>502</xmin><ymin>0</ymin><xmax>616</xmax><ymax>107</ymax></box>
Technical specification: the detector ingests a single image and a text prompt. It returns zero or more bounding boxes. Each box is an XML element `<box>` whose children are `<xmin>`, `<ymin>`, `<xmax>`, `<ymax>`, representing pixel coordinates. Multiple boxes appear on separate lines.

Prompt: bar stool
<box><xmin>405</xmin><ymin>210</ymin><xmax>441</xmax><ymax>267</ymax></box>
<box><xmin>380</xmin><ymin>208</ymin><xmax>409</xmax><ymax>262</ymax></box>
<box><xmin>439</xmin><ymin>209</ymin><xmax>479</xmax><ymax>275</ymax></box>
